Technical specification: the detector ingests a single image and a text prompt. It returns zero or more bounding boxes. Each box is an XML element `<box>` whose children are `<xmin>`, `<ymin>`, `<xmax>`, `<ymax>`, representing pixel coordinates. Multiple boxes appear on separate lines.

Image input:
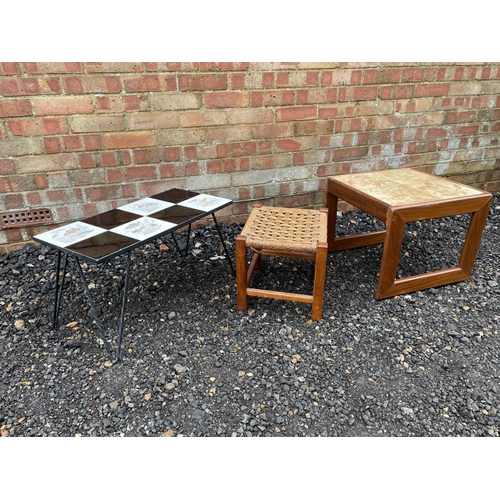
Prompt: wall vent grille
<box><xmin>0</xmin><ymin>208</ymin><xmax>54</xmax><ymax>228</ymax></box>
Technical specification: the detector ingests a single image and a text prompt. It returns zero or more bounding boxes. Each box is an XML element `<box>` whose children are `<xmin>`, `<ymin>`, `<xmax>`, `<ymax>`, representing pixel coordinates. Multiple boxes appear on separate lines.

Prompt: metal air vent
<box><xmin>0</xmin><ymin>208</ymin><xmax>54</xmax><ymax>228</ymax></box>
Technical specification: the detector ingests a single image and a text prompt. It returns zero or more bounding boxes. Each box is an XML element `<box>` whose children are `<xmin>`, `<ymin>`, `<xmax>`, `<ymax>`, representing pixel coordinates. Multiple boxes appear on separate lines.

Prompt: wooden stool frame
<box><xmin>325</xmin><ymin>169</ymin><xmax>492</xmax><ymax>299</ymax></box>
<box><xmin>236</xmin><ymin>204</ymin><xmax>328</xmax><ymax>320</ymax></box>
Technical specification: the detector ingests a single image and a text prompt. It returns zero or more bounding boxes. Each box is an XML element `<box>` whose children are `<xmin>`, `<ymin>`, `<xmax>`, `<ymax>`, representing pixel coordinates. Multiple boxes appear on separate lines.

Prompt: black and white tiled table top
<box><xmin>34</xmin><ymin>189</ymin><xmax>232</xmax><ymax>263</ymax></box>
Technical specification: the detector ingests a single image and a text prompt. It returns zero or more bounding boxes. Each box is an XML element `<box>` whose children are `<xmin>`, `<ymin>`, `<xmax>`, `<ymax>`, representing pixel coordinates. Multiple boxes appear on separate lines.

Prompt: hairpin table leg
<box><xmin>212</xmin><ymin>212</ymin><xmax>234</xmax><ymax>275</ymax></box>
<box><xmin>53</xmin><ymin>250</ymin><xmax>68</xmax><ymax>329</ymax></box>
<box><xmin>116</xmin><ymin>251</ymin><xmax>131</xmax><ymax>361</ymax></box>
<box><xmin>74</xmin><ymin>253</ymin><xmax>131</xmax><ymax>363</ymax></box>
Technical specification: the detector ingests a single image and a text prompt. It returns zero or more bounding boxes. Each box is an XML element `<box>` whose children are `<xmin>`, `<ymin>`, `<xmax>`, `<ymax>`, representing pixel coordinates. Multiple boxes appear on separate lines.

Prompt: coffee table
<box><xmin>325</xmin><ymin>168</ymin><xmax>492</xmax><ymax>299</ymax></box>
<box><xmin>34</xmin><ymin>188</ymin><xmax>233</xmax><ymax>362</ymax></box>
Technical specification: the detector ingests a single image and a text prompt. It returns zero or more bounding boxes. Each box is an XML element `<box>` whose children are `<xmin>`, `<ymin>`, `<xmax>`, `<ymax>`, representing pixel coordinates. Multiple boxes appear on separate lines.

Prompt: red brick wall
<box><xmin>1</xmin><ymin>62</ymin><xmax>499</xmax><ymax>252</ymax></box>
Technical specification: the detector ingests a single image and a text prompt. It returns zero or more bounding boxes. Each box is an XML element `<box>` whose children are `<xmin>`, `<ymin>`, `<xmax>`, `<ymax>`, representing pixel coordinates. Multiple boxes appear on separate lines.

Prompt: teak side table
<box><xmin>325</xmin><ymin>168</ymin><xmax>492</xmax><ymax>299</ymax></box>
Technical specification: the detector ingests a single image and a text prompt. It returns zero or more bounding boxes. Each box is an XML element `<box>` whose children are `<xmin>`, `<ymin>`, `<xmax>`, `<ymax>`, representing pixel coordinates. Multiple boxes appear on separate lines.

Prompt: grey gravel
<box><xmin>1</xmin><ymin>194</ymin><xmax>499</xmax><ymax>437</ymax></box>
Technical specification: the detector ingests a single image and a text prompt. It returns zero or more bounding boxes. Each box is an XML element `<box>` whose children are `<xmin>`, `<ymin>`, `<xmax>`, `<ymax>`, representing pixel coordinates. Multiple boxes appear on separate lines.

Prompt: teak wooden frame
<box><xmin>236</xmin><ymin>204</ymin><xmax>328</xmax><ymax>320</ymax></box>
<box><xmin>325</xmin><ymin>172</ymin><xmax>492</xmax><ymax>299</ymax></box>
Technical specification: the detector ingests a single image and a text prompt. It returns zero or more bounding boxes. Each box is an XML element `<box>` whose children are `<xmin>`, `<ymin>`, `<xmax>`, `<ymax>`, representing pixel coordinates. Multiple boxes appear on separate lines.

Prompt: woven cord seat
<box><xmin>236</xmin><ymin>204</ymin><xmax>329</xmax><ymax>320</ymax></box>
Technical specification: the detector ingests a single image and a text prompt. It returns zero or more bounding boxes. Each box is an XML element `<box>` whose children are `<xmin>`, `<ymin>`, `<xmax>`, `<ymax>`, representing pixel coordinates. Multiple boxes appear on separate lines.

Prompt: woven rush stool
<box><xmin>236</xmin><ymin>204</ymin><xmax>329</xmax><ymax>320</ymax></box>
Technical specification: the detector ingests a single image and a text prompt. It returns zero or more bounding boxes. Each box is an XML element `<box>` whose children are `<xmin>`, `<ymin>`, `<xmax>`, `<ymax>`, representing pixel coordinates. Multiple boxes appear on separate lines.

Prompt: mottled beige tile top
<box><xmin>333</xmin><ymin>168</ymin><xmax>484</xmax><ymax>206</ymax></box>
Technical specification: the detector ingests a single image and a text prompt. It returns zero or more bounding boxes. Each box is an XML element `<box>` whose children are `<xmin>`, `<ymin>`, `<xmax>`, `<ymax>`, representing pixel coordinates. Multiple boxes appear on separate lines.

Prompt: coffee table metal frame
<box><xmin>34</xmin><ymin>189</ymin><xmax>233</xmax><ymax>362</ymax></box>
<box><xmin>325</xmin><ymin>168</ymin><xmax>492</xmax><ymax>299</ymax></box>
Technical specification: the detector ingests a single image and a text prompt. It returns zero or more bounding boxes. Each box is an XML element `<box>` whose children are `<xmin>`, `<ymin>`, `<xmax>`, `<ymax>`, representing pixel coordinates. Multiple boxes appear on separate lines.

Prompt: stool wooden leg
<box><xmin>312</xmin><ymin>241</ymin><xmax>328</xmax><ymax>321</ymax></box>
<box><xmin>236</xmin><ymin>234</ymin><xmax>248</xmax><ymax>311</ymax></box>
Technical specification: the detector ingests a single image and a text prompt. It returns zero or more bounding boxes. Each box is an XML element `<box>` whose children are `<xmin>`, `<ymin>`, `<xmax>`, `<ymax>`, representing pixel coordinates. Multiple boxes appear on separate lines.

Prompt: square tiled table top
<box><xmin>34</xmin><ymin>188</ymin><xmax>232</xmax><ymax>263</ymax></box>
<box><xmin>330</xmin><ymin>168</ymin><xmax>485</xmax><ymax>208</ymax></box>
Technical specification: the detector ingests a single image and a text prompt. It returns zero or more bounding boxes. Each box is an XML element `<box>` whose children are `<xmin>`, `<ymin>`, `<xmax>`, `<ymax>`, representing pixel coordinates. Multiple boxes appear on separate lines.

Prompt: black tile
<box><xmin>149</xmin><ymin>205</ymin><xmax>204</xmax><ymax>225</ymax></box>
<box><xmin>82</xmin><ymin>209</ymin><xmax>141</xmax><ymax>230</ymax></box>
<box><xmin>151</xmin><ymin>188</ymin><xmax>200</xmax><ymax>204</ymax></box>
<box><xmin>66</xmin><ymin>231</ymin><xmax>138</xmax><ymax>261</ymax></box>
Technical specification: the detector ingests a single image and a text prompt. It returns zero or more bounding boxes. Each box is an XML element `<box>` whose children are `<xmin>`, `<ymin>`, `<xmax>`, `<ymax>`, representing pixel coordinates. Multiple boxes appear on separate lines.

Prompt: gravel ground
<box><xmin>1</xmin><ymin>194</ymin><xmax>499</xmax><ymax>439</ymax></box>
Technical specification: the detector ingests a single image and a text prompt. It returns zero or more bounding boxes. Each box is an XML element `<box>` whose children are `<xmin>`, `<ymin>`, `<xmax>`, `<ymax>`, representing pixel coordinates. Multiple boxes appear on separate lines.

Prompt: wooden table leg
<box><xmin>324</xmin><ymin>188</ymin><xmax>338</xmax><ymax>252</ymax></box>
<box><xmin>459</xmin><ymin>196</ymin><xmax>492</xmax><ymax>276</ymax></box>
<box><xmin>376</xmin><ymin>195</ymin><xmax>492</xmax><ymax>299</ymax></box>
<box><xmin>377</xmin><ymin>208</ymin><xmax>406</xmax><ymax>299</ymax></box>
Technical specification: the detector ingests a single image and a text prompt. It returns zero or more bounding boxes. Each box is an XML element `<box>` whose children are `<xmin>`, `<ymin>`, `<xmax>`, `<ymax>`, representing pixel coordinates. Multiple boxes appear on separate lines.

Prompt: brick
<box><xmin>450</xmin><ymin>82</ymin><xmax>484</xmax><ymax>96</ymax></box>
<box><xmin>276</xmin><ymin>72</ymin><xmax>290</xmax><ymax>86</ymax></box>
<box><xmin>0</xmin><ymin>78</ymin><xmax>43</xmax><ymax>96</ymax></box>
<box><xmin>133</xmin><ymin>148</ymin><xmax>166</xmax><ymax>165</ymax></box>
<box><xmin>457</xmin><ymin>125</ymin><xmax>479</xmax><ymax>135</ymax></box>
<box><xmin>44</xmin><ymin>137</ymin><xmax>62</xmax><ymax>153</ymax></box>
<box><xmin>357</xmin><ymin>101</ymin><xmax>394</xmax><ymax>116</ymax></box>
<box><xmin>85</xmin><ymin>184</ymin><xmax>124</xmax><ymax>202</ymax></box>
<box><xmin>17</xmin><ymin>153</ymin><xmax>75</xmax><ymax>173</ymax></box>
<box><xmin>251</xmin><ymin>153</ymin><xmax>290</xmax><ymax>170</ymax></box>
<box><xmin>8</xmin><ymin>117</ymin><xmax>68</xmax><ymax>136</ymax></box>
<box><xmin>178</xmin><ymin>73</ymin><xmax>228</xmax><ymax>91</ymax></box>
<box><xmin>23</xmin><ymin>62</ymin><xmax>84</xmax><ymax>74</ymax></box>
<box><xmin>129</xmin><ymin>112</ymin><xmax>178</xmax><ymax>130</ymax></box>
<box><xmin>409</xmin><ymin>112</ymin><xmax>443</xmax><ymax>126</ymax></box>
<box><xmin>445</xmin><ymin>110</ymin><xmax>476</xmax><ymax>123</ymax></box>
<box><xmin>205</xmin><ymin>125</ymin><xmax>252</xmax><ymax>143</ymax></box>
<box><xmin>1</xmin><ymin>63</ymin><xmax>21</xmax><ymax>75</ymax></box>
<box><xmin>77</xmin><ymin>153</ymin><xmax>95</xmax><ymax>168</ymax></box>
<box><xmin>276</xmin><ymin>106</ymin><xmax>316</xmax><ymax>121</ymax></box>
<box><xmin>150</xmin><ymin>92</ymin><xmax>201</xmax><ymax>110</ymax></box>
<box><xmin>294</xmin><ymin>120</ymin><xmax>333</xmax><ymax>136</ymax></box>
<box><xmin>230</xmin><ymin>73</ymin><xmax>246</xmax><ymax>89</ymax></box>
<box><xmin>0</xmin><ymin>98</ymin><xmax>32</xmax><ymax>117</ymax></box>
<box><xmin>125</xmin><ymin>165</ymin><xmax>158</xmax><ymax>180</ymax></box>
<box><xmin>124</xmin><ymin>75</ymin><xmax>161</xmax><ymax>92</ymax></box>
<box><xmin>157</xmin><ymin>128</ymin><xmax>205</xmax><ymax>145</ymax></box>
<box><xmin>0</xmin><ymin>137</ymin><xmax>42</xmax><ymax>156</ymax></box>
<box><xmin>232</xmin><ymin>169</ymin><xmax>274</xmax><ymax>187</ymax></box>
<box><xmin>185</xmin><ymin>174</ymin><xmax>231</xmax><ymax>191</ymax></box>
<box><xmin>228</xmin><ymin>108</ymin><xmax>273</xmax><ymax>124</ymax></box>
<box><xmin>32</xmin><ymin>96</ymin><xmax>94</xmax><ymax>115</ymax></box>
<box><xmin>252</xmin><ymin>123</ymin><xmax>292</xmax><ymax>139</ymax></box>
<box><xmin>64</xmin><ymin>76</ymin><xmax>121</xmax><ymax>94</ymax></box>
<box><xmin>297</xmin><ymin>88</ymin><xmax>334</xmax><ymax>105</ymax></box>
<box><xmin>179</xmin><ymin>110</ymin><xmax>227</xmax><ymax>127</ymax></box>
<box><xmin>207</xmin><ymin>159</ymin><xmax>236</xmax><ymax>173</ymax></box>
<box><xmin>251</xmin><ymin>90</ymin><xmax>294</xmax><ymax>106</ymax></box>
<box><xmin>185</xmin><ymin>145</ymin><xmax>218</xmax><ymax>160</ymax></box>
<box><xmin>103</xmin><ymin>131</ymin><xmax>155</xmax><ymax>149</ymax></box>
<box><xmin>205</xmin><ymin>91</ymin><xmax>249</xmax><ymax>108</ymax></box>
<box><xmin>333</xmin><ymin>146</ymin><xmax>369</xmax><ymax>161</ymax></box>
<box><xmin>199</xmin><ymin>62</ymin><xmax>249</xmax><ymax>71</ymax></box>
<box><xmin>62</xmin><ymin>136</ymin><xmax>83</xmax><ymax>151</ymax></box>
<box><xmin>276</xmin><ymin>136</ymin><xmax>315</xmax><ymax>151</ymax></box>
<box><xmin>321</xmin><ymin>69</ymin><xmax>353</xmax><ymax>86</ymax></box>
<box><xmin>353</xmin><ymin>87</ymin><xmax>378</xmax><ymax>101</ymax></box>
<box><xmin>86</xmin><ymin>62</ymin><xmax>143</xmax><ymax>73</ymax></box>
<box><xmin>319</xmin><ymin>103</ymin><xmax>355</xmax><ymax>120</ymax></box>
<box><xmin>373</xmin><ymin>115</ymin><xmax>409</xmax><ymax>129</ymax></box>
<box><xmin>427</xmin><ymin>127</ymin><xmax>448</xmax><ymax>139</ymax></box>
<box><xmin>72</xmin><ymin>115</ymin><xmax>125</xmax><ymax>132</ymax></box>
<box><xmin>0</xmin><ymin>159</ymin><xmax>15</xmax><ymax>175</ymax></box>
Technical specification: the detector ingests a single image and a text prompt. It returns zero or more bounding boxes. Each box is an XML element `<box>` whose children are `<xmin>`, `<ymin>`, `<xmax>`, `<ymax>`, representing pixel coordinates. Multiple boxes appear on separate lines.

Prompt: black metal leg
<box><xmin>50</xmin><ymin>252</ymin><xmax>131</xmax><ymax>363</ymax></box>
<box><xmin>170</xmin><ymin>232</ymin><xmax>182</xmax><ymax>256</ymax></box>
<box><xmin>185</xmin><ymin>223</ymin><xmax>192</xmax><ymax>256</ymax></box>
<box><xmin>52</xmin><ymin>250</ymin><xmax>61</xmax><ymax>327</ymax></box>
<box><xmin>116</xmin><ymin>251</ymin><xmax>131</xmax><ymax>361</ymax></box>
<box><xmin>170</xmin><ymin>223</ymin><xmax>192</xmax><ymax>259</ymax></box>
<box><xmin>53</xmin><ymin>251</ymin><xmax>68</xmax><ymax>328</ymax></box>
<box><xmin>74</xmin><ymin>257</ymin><xmax>117</xmax><ymax>362</ymax></box>
<box><xmin>212</xmin><ymin>212</ymin><xmax>235</xmax><ymax>275</ymax></box>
